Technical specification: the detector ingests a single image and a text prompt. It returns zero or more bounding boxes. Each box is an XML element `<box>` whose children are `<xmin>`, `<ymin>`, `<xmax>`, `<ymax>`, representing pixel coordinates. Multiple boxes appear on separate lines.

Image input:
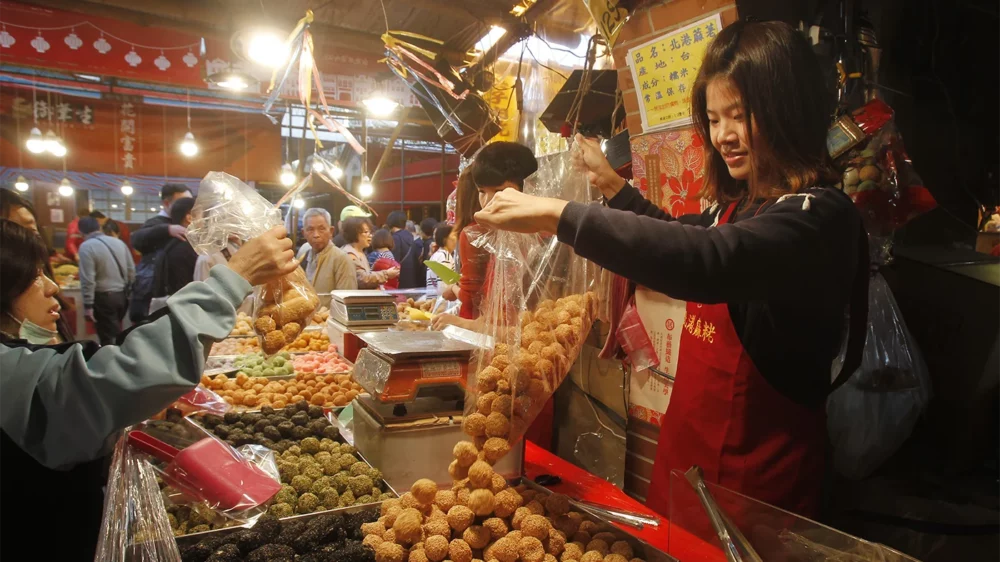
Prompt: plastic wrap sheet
<box><xmin>826</xmin><ymin>273</ymin><xmax>931</xmax><ymax>480</ymax></box>
<box><xmin>444</xmin><ymin>148</ymin><xmax>605</xmax><ymax>478</ymax></box>
<box><xmin>351</xmin><ymin>348</ymin><xmax>393</xmax><ymax>396</ymax></box>
<box><xmin>188</xmin><ymin>172</ymin><xmax>319</xmax><ymax>355</ymax></box>
<box><xmin>95</xmin><ymin>432</ymin><xmax>182</xmax><ymax>562</ymax></box>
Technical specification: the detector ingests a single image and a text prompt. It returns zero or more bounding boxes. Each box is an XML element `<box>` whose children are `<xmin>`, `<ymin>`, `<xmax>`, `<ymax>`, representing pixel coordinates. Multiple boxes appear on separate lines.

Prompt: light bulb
<box><xmin>292</xmin><ymin>197</ymin><xmax>305</xmax><ymax>209</ymax></box>
<box><xmin>600</xmin><ymin>138</ymin><xmax>609</xmax><ymax>154</ymax></box>
<box><xmin>26</xmin><ymin>128</ymin><xmax>45</xmax><ymax>154</ymax></box>
<box><xmin>150</xmin><ymin>207</ymin><xmax>157</xmax><ymax>212</ymax></box>
<box><xmin>362</xmin><ymin>97</ymin><xmax>399</xmax><ymax>117</ymax></box>
<box><xmin>311</xmin><ymin>159</ymin><xmax>324</xmax><ymax>173</ymax></box>
<box><xmin>14</xmin><ymin>175</ymin><xmax>29</xmax><ymax>191</ymax></box>
<box><xmin>112</xmin><ymin>204</ymin><xmax>118</xmax><ymax>209</ymax></box>
<box><xmin>131</xmin><ymin>207</ymin><xmax>136</xmax><ymax>211</ymax></box>
<box><xmin>279</xmin><ymin>164</ymin><xmax>296</xmax><ymax>187</ymax></box>
<box><xmin>50</xmin><ymin>141</ymin><xmax>67</xmax><ymax>157</ymax></box>
<box><xmin>58</xmin><ymin>178</ymin><xmax>74</xmax><ymax>197</ymax></box>
<box><xmin>217</xmin><ymin>73</ymin><xmax>250</xmax><ymax>90</ymax></box>
<box><xmin>180</xmin><ymin>131</ymin><xmax>198</xmax><ymax>157</ymax></box>
<box><xmin>121</xmin><ymin>181</ymin><xmax>134</xmax><ymax>196</ymax></box>
<box><xmin>358</xmin><ymin>175</ymin><xmax>374</xmax><ymax>198</ymax></box>
<box><xmin>247</xmin><ymin>31</ymin><xmax>290</xmax><ymax>69</ymax></box>
<box><xmin>44</xmin><ymin>130</ymin><xmax>65</xmax><ymax>155</ymax></box>
<box><xmin>329</xmin><ymin>165</ymin><xmax>344</xmax><ymax>180</ymax></box>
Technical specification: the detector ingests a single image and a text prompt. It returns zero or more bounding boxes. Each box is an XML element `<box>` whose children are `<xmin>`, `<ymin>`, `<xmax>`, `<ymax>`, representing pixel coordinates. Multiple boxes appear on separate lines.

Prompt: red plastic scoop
<box><xmin>128</xmin><ymin>430</ymin><xmax>281</xmax><ymax>511</ymax></box>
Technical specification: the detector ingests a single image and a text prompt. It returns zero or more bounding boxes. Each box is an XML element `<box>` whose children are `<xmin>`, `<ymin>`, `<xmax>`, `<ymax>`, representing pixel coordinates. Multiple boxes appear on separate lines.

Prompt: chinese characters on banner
<box><xmin>626</xmin><ymin>13</ymin><xmax>722</xmax><ymax>132</ymax></box>
<box><xmin>483</xmin><ymin>75</ymin><xmax>520</xmax><ymax>143</ymax></box>
<box><xmin>11</xmin><ymin>96</ymin><xmax>95</xmax><ymax>126</ymax></box>
<box><xmin>119</xmin><ymin>102</ymin><xmax>137</xmax><ymax>171</ymax></box>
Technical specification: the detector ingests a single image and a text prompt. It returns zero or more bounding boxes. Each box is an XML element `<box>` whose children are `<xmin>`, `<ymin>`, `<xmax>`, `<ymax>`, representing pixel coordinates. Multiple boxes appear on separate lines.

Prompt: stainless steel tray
<box><xmin>356</xmin><ymin>330</ymin><xmax>478</xmax><ymax>359</ymax></box>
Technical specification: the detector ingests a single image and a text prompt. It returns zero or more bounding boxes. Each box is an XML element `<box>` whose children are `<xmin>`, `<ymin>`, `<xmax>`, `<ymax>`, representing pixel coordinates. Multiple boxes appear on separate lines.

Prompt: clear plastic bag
<box><xmin>826</xmin><ymin>273</ymin><xmax>932</xmax><ymax>480</ymax></box>
<box><xmin>188</xmin><ymin>172</ymin><xmax>320</xmax><ymax>355</ymax></box>
<box><xmin>448</xmin><ymin>148</ymin><xmax>604</xmax><ymax>476</ymax></box>
<box><xmin>616</xmin><ymin>302</ymin><xmax>659</xmax><ymax>373</ymax></box>
<box><xmin>95</xmin><ymin>432</ymin><xmax>183</xmax><ymax>562</ymax></box>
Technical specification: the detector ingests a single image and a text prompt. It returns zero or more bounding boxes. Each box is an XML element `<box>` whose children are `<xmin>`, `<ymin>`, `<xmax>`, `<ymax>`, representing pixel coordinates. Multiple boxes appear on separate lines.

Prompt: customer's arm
<box><xmin>78</xmin><ymin>243</ymin><xmax>96</xmax><ymax>311</ymax></box>
<box><xmin>125</xmin><ymin>245</ymin><xmax>136</xmax><ymax>284</ymax></box>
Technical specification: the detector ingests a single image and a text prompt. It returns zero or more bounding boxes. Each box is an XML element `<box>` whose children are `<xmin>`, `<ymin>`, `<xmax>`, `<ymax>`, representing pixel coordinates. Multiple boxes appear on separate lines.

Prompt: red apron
<box><xmin>645</xmin><ymin>203</ymin><xmax>826</xmax><ymax>518</ymax></box>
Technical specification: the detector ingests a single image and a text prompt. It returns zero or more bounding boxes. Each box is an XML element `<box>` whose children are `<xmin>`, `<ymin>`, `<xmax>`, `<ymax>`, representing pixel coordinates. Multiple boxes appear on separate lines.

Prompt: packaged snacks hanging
<box><xmin>188</xmin><ymin>172</ymin><xmax>320</xmax><ymax>355</ymax></box>
<box><xmin>449</xmin><ymin>148</ymin><xmax>603</xmax><ymax>476</ymax></box>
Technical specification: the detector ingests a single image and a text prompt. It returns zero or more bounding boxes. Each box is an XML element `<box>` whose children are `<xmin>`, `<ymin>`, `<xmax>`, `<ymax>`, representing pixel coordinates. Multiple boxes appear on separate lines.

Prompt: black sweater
<box><xmin>557</xmin><ymin>184</ymin><xmax>863</xmax><ymax>408</ymax></box>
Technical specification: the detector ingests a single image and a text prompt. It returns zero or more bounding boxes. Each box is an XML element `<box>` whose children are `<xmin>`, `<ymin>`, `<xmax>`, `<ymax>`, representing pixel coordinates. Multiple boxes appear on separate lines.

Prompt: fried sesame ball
<box><xmin>560</xmin><ymin>543</ymin><xmax>584</xmax><ymax>562</ymax></box>
<box><xmin>476</xmin><ymin>367</ymin><xmax>502</xmax><ymax>392</ymax></box>
<box><xmin>453</xmin><ymin>440</ymin><xmax>480</xmax><ymax>468</ymax></box>
<box><xmin>578</xmin><ymin>521</ymin><xmax>599</xmax><ymax>535</ymax></box>
<box><xmin>518</xmin><ymin>537</ymin><xmax>546</xmax><ymax>562</ymax></box>
<box><xmin>383</xmin><ymin>529</ymin><xmax>397</xmax><ymax>543</ymax></box>
<box><xmin>580</xmin><ymin>552</ymin><xmax>603</xmax><ymax>562</ymax></box>
<box><xmin>382</xmin><ymin>498</ymin><xmax>403</xmax><ymax>516</ymax></box>
<box><xmin>411</xmin><ymin>478</ymin><xmax>438</xmax><ymax>505</ymax></box>
<box><xmin>457</xmin><ymin>487</ymin><xmax>471</xmax><ymax>506</ymax></box>
<box><xmin>485</xmin><ymin>412</ymin><xmax>510</xmax><ymax>438</ymax></box>
<box><xmin>491</xmin><ymin>354</ymin><xmax>511</xmax><ymax>371</ymax></box>
<box><xmin>467</xmin><ymin>460</ymin><xmax>495</xmax><ymax>489</ymax></box>
<box><xmin>434</xmin><ymin>490</ymin><xmax>457</xmax><ymax>512</ymax></box>
<box><xmin>511</xmin><ymin>506</ymin><xmax>531</xmax><ymax>529</ymax></box>
<box><xmin>608</xmin><ymin>542</ymin><xmax>633</xmax><ymax>559</ymax></box>
<box><xmin>552</xmin><ymin>515</ymin><xmax>580</xmax><ymax>537</ymax></box>
<box><xmin>462</xmin><ymin>525</ymin><xmax>491</xmax><ymax>550</ymax></box>
<box><xmin>467</xmin><ymin>488</ymin><xmax>495</xmax><ymax>517</ymax></box>
<box><xmin>364</xmin><ymin>534</ymin><xmax>385</xmax><ymax>549</ymax></box>
<box><xmin>447</xmin><ymin>505</ymin><xmax>475</xmax><ymax>533</ymax></box>
<box><xmin>449</xmin><ymin>539</ymin><xmax>474</xmax><ymax>562</ymax></box>
<box><xmin>585</xmin><ymin>540</ymin><xmax>609</xmax><ymax>556</ymax></box>
<box><xmin>572</xmin><ymin>532</ymin><xmax>592</xmax><ymax>545</ymax></box>
<box><xmin>555</xmin><ymin>325</ymin><xmax>575</xmax><ymax>345</ymax></box>
<box><xmin>424</xmin><ymin>517</ymin><xmax>452</xmax><ymax>539</ymax></box>
<box><xmin>507</xmin><ymin>530</ymin><xmax>524</xmax><ymax>544</ymax></box>
<box><xmin>547</xmin><ymin>529</ymin><xmax>567</xmax><ymax>556</ymax></box>
<box><xmin>545</xmin><ymin>556</ymin><xmax>559</xmax><ymax>562</ymax></box>
<box><xmin>394</xmin><ymin>508</ymin><xmax>425</xmax><ymax>544</ymax></box>
<box><xmin>535</xmin><ymin>358</ymin><xmax>555</xmax><ymax>380</ymax></box>
<box><xmin>490</xmin><ymin>473</ymin><xmax>508</xmax><ymax>494</ymax></box>
<box><xmin>477</xmin><ymin>392</ymin><xmax>498</xmax><ymax>416</ymax></box>
<box><xmin>449</xmin><ymin>459</ymin><xmax>470</xmax><ymax>480</ymax></box>
<box><xmin>525</xmin><ymin>500</ymin><xmax>546</xmax><ymax>516</ymax></box>
<box><xmin>409</xmin><ymin>550</ymin><xmax>430</xmax><ymax>562</ymax></box>
<box><xmin>521</xmin><ymin>514</ymin><xmax>551</xmax><ymax>540</ymax></box>
<box><xmin>383</xmin><ymin>506</ymin><xmax>402</xmax><ymax>527</ymax></box>
<box><xmin>486</xmin><ymin>537</ymin><xmax>518</xmax><ymax>562</ymax></box>
<box><xmin>463</xmin><ymin>413</ymin><xmax>488</xmax><ymax>437</ymax></box>
<box><xmin>604</xmin><ymin>555</ymin><xmax>627</xmax><ymax>562</ymax></box>
<box><xmin>592</xmin><ymin>533</ymin><xmax>617</xmax><ymax>545</ymax></box>
<box><xmin>376</xmin><ymin>542</ymin><xmax>407</xmax><ymax>562</ymax></box>
<box><xmin>492</xmin><ymin>488</ymin><xmax>523</xmax><ymax>518</ymax></box>
<box><xmin>474</xmin><ymin>518</ymin><xmax>502</xmax><ymax>541</ymax></box>
<box><xmin>363</xmin><ymin>521</ymin><xmax>388</xmax><ymax>537</ymax></box>
<box><xmin>544</xmin><ymin>493</ymin><xmax>571</xmax><ymax>516</ymax></box>
<box><xmin>425</xmin><ymin>535</ymin><xmax>450</xmax><ymax>562</ymax></box>
<box><xmin>495</xmin><ymin>378</ymin><xmax>512</xmax><ymax>395</ymax></box>
<box><xmin>490</xmin><ymin>395</ymin><xmax>513</xmax><ymax>416</ymax></box>
<box><xmin>453</xmin><ymin>478</ymin><xmax>469</xmax><ymax>491</ymax></box>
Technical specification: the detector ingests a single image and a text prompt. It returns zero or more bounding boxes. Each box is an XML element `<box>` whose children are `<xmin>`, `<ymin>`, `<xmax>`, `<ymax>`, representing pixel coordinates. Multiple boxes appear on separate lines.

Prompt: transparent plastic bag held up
<box><xmin>446</xmin><ymin>148</ymin><xmax>606</xmax><ymax>477</ymax></box>
<box><xmin>826</xmin><ymin>273</ymin><xmax>931</xmax><ymax>480</ymax></box>
<box><xmin>188</xmin><ymin>172</ymin><xmax>320</xmax><ymax>355</ymax></box>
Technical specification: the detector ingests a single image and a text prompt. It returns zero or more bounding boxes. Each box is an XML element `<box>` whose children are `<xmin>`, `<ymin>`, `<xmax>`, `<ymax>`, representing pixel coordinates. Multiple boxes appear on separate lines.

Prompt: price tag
<box><xmin>586</xmin><ymin>0</ymin><xmax>630</xmax><ymax>48</ymax></box>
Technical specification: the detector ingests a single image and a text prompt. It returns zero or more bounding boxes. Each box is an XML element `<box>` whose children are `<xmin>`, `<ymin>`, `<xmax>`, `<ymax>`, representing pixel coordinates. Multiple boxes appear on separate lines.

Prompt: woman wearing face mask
<box><xmin>0</xmin><ymin>219</ymin><xmax>299</xmax><ymax>560</ymax></box>
<box><xmin>474</xmin><ymin>21</ymin><xmax>869</xmax><ymax>517</ymax></box>
<box><xmin>432</xmin><ymin>142</ymin><xmax>537</xmax><ymax>331</ymax></box>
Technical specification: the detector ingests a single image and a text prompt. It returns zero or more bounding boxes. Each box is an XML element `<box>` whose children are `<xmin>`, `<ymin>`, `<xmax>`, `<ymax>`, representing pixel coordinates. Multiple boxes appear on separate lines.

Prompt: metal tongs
<box><xmin>569</xmin><ymin>498</ymin><xmax>660</xmax><ymax>530</ymax></box>
<box><xmin>685</xmin><ymin>466</ymin><xmax>763</xmax><ymax>562</ymax></box>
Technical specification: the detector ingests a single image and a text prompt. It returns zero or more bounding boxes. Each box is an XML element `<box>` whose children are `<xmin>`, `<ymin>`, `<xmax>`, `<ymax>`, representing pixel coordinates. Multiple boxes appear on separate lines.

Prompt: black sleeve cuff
<box><xmin>556</xmin><ymin>201</ymin><xmax>588</xmax><ymax>247</ymax></box>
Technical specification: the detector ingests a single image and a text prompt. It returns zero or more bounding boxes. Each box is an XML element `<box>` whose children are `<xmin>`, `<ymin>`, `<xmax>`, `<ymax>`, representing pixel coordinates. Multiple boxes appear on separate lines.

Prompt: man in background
<box><xmin>78</xmin><ymin>216</ymin><xmax>135</xmax><ymax>345</ymax></box>
<box><xmin>297</xmin><ymin>208</ymin><xmax>357</xmax><ymax>307</ymax></box>
<box><xmin>419</xmin><ymin>217</ymin><xmax>439</xmax><ymax>264</ymax></box>
<box><xmin>405</xmin><ymin>220</ymin><xmax>419</xmax><ymax>240</ymax></box>
<box><xmin>150</xmin><ymin>197</ymin><xmax>199</xmax><ymax>306</ymax></box>
<box><xmin>387</xmin><ymin>210</ymin><xmax>423</xmax><ymax>289</ymax></box>
<box><xmin>129</xmin><ymin>183</ymin><xmax>191</xmax><ymax>323</ymax></box>
<box><xmin>333</xmin><ymin>205</ymin><xmax>371</xmax><ymax>248</ymax></box>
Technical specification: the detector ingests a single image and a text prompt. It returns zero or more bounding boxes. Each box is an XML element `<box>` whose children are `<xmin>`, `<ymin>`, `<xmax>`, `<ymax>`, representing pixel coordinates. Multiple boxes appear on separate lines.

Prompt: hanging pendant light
<box><xmin>121</xmin><ymin>179</ymin><xmax>134</xmax><ymax>196</ymax></box>
<box><xmin>279</xmin><ymin>164</ymin><xmax>296</xmax><ymax>187</ymax></box>
<box><xmin>14</xmin><ymin>175</ymin><xmax>29</xmax><ymax>191</ymax></box>
<box><xmin>44</xmin><ymin>130</ymin><xmax>67</xmax><ymax>156</ymax></box>
<box><xmin>58</xmin><ymin>177</ymin><xmax>74</xmax><ymax>197</ymax></box>
<box><xmin>180</xmin><ymin>131</ymin><xmax>198</xmax><ymax>157</ymax></box>
<box><xmin>26</xmin><ymin>127</ymin><xmax>45</xmax><ymax>154</ymax></box>
<box><xmin>292</xmin><ymin>197</ymin><xmax>305</xmax><ymax>209</ymax></box>
<box><xmin>358</xmin><ymin>175</ymin><xmax>374</xmax><ymax>198</ymax></box>
<box><xmin>329</xmin><ymin>164</ymin><xmax>344</xmax><ymax>180</ymax></box>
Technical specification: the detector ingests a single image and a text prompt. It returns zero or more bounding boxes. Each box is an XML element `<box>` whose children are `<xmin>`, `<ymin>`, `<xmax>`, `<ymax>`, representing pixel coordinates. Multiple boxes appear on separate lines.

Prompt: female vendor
<box><xmin>474</xmin><ymin>20</ymin><xmax>868</xmax><ymax>517</ymax></box>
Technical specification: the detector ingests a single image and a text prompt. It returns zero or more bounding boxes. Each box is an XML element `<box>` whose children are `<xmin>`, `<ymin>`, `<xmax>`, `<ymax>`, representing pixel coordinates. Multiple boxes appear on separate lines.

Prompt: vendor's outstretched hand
<box><xmin>227</xmin><ymin>226</ymin><xmax>300</xmax><ymax>286</ymax></box>
<box><xmin>573</xmin><ymin>133</ymin><xmax>626</xmax><ymax>199</ymax></box>
<box><xmin>474</xmin><ymin>188</ymin><xmax>567</xmax><ymax>234</ymax></box>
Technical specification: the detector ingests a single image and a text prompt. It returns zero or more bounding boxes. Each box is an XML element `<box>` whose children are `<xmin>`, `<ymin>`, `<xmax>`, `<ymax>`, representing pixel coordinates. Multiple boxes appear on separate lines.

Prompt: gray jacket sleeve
<box><xmin>78</xmin><ymin>242</ymin><xmax>96</xmax><ymax>308</ymax></box>
<box><xmin>0</xmin><ymin>265</ymin><xmax>251</xmax><ymax>469</ymax></box>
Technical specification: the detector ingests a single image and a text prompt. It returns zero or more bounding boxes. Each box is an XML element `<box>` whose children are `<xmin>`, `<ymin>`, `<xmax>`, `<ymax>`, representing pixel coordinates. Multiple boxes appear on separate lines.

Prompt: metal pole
<box><xmin>439</xmin><ymin>141</ymin><xmax>447</xmax><ymax>220</ymax></box>
<box><xmin>400</xmin><ymin>139</ymin><xmax>405</xmax><ymax>211</ymax></box>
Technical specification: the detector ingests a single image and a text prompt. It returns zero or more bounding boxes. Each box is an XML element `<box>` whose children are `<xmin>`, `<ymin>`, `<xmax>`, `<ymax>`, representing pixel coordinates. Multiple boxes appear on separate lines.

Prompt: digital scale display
<box><xmin>346</xmin><ymin>304</ymin><xmax>397</xmax><ymax>322</ymax></box>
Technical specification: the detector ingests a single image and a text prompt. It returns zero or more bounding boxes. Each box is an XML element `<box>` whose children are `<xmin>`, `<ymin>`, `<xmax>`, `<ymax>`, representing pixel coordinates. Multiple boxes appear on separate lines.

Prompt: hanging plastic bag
<box><xmin>616</xmin><ymin>302</ymin><xmax>660</xmax><ymax>373</ymax></box>
<box><xmin>826</xmin><ymin>273</ymin><xmax>931</xmax><ymax>480</ymax></box>
<box><xmin>447</xmin><ymin>148</ymin><xmax>604</xmax><ymax>476</ymax></box>
<box><xmin>188</xmin><ymin>172</ymin><xmax>320</xmax><ymax>355</ymax></box>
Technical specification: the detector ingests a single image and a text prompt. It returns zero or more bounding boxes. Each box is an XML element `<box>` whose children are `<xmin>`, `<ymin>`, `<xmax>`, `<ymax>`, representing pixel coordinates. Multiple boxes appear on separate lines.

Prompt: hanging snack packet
<box><xmin>187</xmin><ymin>172</ymin><xmax>319</xmax><ymax>355</ymax></box>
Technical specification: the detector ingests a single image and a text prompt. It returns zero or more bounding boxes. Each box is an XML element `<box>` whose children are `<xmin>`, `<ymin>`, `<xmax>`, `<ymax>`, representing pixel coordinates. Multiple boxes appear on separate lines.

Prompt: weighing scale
<box><xmin>329</xmin><ymin>290</ymin><xmax>399</xmax><ymax>328</ymax></box>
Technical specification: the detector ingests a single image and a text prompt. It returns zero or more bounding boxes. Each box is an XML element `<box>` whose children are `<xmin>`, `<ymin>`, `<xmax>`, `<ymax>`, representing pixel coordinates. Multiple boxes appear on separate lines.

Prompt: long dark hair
<box><xmin>453</xmin><ymin>169</ymin><xmax>481</xmax><ymax>235</ymax></box>
<box><xmin>0</xmin><ymin>219</ymin><xmax>50</xmax><ymax>320</ymax></box>
<box><xmin>692</xmin><ymin>21</ymin><xmax>838</xmax><ymax>204</ymax></box>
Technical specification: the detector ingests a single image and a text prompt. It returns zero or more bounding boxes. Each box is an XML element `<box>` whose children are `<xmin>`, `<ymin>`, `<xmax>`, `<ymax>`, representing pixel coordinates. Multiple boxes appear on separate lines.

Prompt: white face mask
<box><xmin>7</xmin><ymin>313</ymin><xmax>59</xmax><ymax>345</ymax></box>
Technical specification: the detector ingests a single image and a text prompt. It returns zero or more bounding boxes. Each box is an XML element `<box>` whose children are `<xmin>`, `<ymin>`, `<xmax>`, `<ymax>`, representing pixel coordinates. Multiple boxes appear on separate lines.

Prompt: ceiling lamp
<box><xmin>362</xmin><ymin>97</ymin><xmax>399</xmax><ymax>117</ymax></box>
<box><xmin>474</xmin><ymin>26</ymin><xmax>508</xmax><ymax>54</ymax></box>
<box><xmin>121</xmin><ymin>179</ymin><xmax>134</xmax><ymax>196</ymax></box>
<box><xmin>207</xmin><ymin>68</ymin><xmax>257</xmax><ymax>91</ymax></box>
<box><xmin>25</xmin><ymin>127</ymin><xmax>45</xmax><ymax>154</ymax></box>
<box><xmin>180</xmin><ymin>132</ymin><xmax>199</xmax><ymax>157</ymax></box>
<box><xmin>44</xmin><ymin>130</ymin><xmax>67</xmax><ymax>157</ymax></box>
<box><xmin>246</xmin><ymin>29</ymin><xmax>290</xmax><ymax>69</ymax></box>
<box><xmin>292</xmin><ymin>197</ymin><xmax>305</xmax><ymax>209</ymax></box>
<box><xmin>358</xmin><ymin>175</ymin><xmax>374</xmax><ymax>198</ymax></box>
<box><xmin>311</xmin><ymin>158</ymin><xmax>325</xmax><ymax>173</ymax></box>
<box><xmin>279</xmin><ymin>164</ymin><xmax>296</xmax><ymax>187</ymax></box>
<box><xmin>329</xmin><ymin>164</ymin><xmax>344</xmax><ymax>180</ymax></box>
<box><xmin>57</xmin><ymin>178</ymin><xmax>74</xmax><ymax>197</ymax></box>
<box><xmin>14</xmin><ymin>175</ymin><xmax>29</xmax><ymax>191</ymax></box>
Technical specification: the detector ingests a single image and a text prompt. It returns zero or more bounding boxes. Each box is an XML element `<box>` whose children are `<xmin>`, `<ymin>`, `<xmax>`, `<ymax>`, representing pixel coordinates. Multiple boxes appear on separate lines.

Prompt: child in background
<box><xmin>368</xmin><ymin>229</ymin><xmax>400</xmax><ymax>290</ymax></box>
<box><xmin>426</xmin><ymin>225</ymin><xmax>456</xmax><ymax>295</ymax></box>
